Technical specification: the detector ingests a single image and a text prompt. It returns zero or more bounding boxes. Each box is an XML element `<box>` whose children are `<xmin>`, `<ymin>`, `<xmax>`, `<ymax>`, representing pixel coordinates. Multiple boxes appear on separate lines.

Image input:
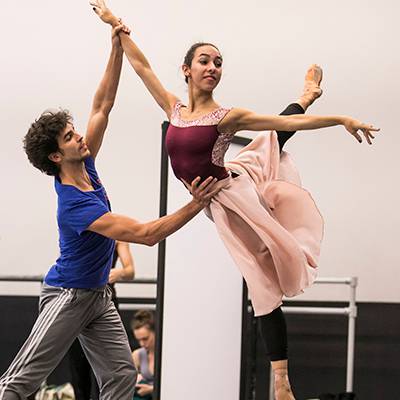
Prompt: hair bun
<box><xmin>132</xmin><ymin>309</ymin><xmax>155</xmax><ymax>331</ymax></box>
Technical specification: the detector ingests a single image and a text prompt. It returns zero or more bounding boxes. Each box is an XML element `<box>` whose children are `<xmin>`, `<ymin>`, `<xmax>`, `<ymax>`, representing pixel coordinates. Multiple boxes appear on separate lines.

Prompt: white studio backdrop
<box><xmin>0</xmin><ymin>0</ymin><xmax>399</xmax><ymax>303</ymax></box>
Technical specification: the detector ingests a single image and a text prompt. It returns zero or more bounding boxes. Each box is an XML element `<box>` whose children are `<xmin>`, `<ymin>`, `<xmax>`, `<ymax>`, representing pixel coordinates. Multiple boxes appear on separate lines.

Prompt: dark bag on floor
<box><xmin>318</xmin><ymin>392</ymin><xmax>355</xmax><ymax>400</ymax></box>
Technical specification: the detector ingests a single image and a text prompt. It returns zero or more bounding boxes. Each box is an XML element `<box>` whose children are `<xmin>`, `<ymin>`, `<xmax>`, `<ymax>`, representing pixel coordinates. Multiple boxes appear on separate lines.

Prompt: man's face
<box><xmin>54</xmin><ymin>123</ymin><xmax>91</xmax><ymax>165</ymax></box>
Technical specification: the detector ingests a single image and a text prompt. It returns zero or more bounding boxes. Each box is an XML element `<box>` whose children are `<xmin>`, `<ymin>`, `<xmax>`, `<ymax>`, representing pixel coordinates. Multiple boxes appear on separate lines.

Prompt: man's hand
<box><xmin>90</xmin><ymin>0</ymin><xmax>119</xmax><ymax>26</ymax></box>
<box><xmin>112</xmin><ymin>22</ymin><xmax>131</xmax><ymax>47</ymax></box>
<box><xmin>182</xmin><ymin>176</ymin><xmax>221</xmax><ymax>207</ymax></box>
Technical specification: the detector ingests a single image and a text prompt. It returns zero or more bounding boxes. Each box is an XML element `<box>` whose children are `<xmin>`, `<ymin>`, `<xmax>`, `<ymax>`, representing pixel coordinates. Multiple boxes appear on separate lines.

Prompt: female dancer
<box><xmin>90</xmin><ymin>2</ymin><xmax>379</xmax><ymax>399</ymax></box>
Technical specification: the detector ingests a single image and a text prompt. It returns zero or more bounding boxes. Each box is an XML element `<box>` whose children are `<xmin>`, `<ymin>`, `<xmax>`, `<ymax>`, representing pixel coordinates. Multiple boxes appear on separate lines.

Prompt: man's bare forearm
<box><xmin>89</xmin><ymin>200</ymin><xmax>205</xmax><ymax>246</ymax></box>
<box><xmin>140</xmin><ymin>200</ymin><xmax>204</xmax><ymax>246</ymax></box>
<box><xmin>92</xmin><ymin>42</ymin><xmax>124</xmax><ymax>114</ymax></box>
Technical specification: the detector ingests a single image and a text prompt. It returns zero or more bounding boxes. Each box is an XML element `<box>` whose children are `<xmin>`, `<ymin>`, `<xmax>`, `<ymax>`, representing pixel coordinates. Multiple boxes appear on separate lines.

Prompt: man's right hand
<box><xmin>112</xmin><ymin>22</ymin><xmax>131</xmax><ymax>47</ymax></box>
<box><xmin>182</xmin><ymin>176</ymin><xmax>221</xmax><ymax>207</ymax></box>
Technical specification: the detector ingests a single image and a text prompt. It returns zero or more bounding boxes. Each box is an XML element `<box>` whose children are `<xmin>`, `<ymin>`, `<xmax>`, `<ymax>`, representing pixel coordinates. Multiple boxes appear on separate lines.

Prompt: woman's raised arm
<box><xmin>90</xmin><ymin>0</ymin><xmax>179</xmax><ymax>119</ymax></box>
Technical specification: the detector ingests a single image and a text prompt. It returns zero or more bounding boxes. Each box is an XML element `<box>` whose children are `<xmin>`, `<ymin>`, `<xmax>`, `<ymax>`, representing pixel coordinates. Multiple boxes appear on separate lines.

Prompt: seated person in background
<box><xmin>131</xmin><ymin>310</ymin><xmax>155</xmax><ymax>400</ymax></box>
<box><xmin>108</xmin><ymin>240</ymin><xmax>136</xmax><ymax>308</ymax></box>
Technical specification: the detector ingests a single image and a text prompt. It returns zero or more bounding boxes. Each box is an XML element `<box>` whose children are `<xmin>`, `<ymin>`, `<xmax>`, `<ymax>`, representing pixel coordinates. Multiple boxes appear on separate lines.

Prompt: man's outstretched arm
<box><xmin>85</xmin><ymin>25</ymin><xmax>128</xmax><ymax>159</ymax></box>
<box><xmin>88</xmin><ymin>177</ymin><xmax>219</xmax><ymax>246</ymax></box>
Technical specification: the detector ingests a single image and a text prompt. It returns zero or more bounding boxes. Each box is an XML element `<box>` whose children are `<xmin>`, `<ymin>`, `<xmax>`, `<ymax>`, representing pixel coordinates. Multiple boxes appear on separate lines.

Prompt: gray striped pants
<box><xmin>0</xmin><ymin>283</ymin><xmax>137</xmax><ymax>400</ymax></box>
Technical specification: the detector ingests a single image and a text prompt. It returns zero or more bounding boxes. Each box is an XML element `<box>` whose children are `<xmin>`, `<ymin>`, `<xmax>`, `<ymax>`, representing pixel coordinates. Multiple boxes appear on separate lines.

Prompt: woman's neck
<box><xmin>187</xmin><ymin>85</ymin><xmax>218</xmax><ymax>112</ymax></box>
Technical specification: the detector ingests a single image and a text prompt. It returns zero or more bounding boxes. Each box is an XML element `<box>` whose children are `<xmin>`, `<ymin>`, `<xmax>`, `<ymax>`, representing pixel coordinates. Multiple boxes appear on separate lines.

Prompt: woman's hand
<box><xmin>90</xmin><ymin>0</ymin><xmax>119</xmax><ymax>26</ymax></box>
<box><xmin>343</xmin><ymin>117</ymin><xmax>380</xmax><ymax>144</ymax></box>
<box><xmin>135</xmin><ymin>383</ymin><xmax>154</xmax><ymax>396</ymax></box>
<box><xmin>108</xmin><ymin>268</ymin><xmax>122</xmax><ymax>284</ymax></box>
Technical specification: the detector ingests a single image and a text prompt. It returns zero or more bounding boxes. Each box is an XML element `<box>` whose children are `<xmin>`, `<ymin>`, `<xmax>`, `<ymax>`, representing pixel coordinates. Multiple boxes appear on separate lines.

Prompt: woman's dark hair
<box><xmin>183</xmin><ymin>42</ymin><xmax>221</xmax><ymax>83</ymax></box>
<box><xmin>23</xmin><ymin>109</ymin><xmax>73</xmax><ymax>176</ymax></box>
<box><xmin>131</xmin><ymin>310</ymin><xmax>155</xmax><ymax>332</ymax></box>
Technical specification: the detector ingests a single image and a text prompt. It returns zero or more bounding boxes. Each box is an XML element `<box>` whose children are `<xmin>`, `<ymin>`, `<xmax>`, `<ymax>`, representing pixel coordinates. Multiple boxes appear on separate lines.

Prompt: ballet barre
<box><xmin>0</xmin><ymin>275</ymin><xmax>156</xmax><ymax>284</ymax></box>
<box><xmin>0</xmin><ymin>275</ymin><xmax>157</xmax><ymax>309</ymax></box>
<box><xmin>269</xmin><ymin>277</ymin><xmax>358</xmax><ymax>398</ymax></box>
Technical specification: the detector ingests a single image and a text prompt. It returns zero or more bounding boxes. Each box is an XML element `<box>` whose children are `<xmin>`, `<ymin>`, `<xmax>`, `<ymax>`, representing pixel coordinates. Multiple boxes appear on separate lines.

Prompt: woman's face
<box><xmin>183</xmin><ymin>45</ymin><xmax>223</xmax><ymax>92</ymax></box>
<box><xmin>134</xmin><ymin>326</ymin><xmax>155</xmax><ymax>351</ymax></box>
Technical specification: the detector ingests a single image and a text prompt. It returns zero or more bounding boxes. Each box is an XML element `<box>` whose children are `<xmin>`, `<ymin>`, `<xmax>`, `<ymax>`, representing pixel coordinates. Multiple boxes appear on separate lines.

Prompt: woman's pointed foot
<box><xmin>297</xmin><ymin>64</ymin><xmax>323</xmax><ymax>110</ymax></box>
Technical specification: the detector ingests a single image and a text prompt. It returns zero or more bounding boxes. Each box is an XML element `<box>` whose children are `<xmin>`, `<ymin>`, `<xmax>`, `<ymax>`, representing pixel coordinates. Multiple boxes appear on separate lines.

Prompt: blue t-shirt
<box><xmin>45</xmin><ymin>157</ymin><xmax>115</xmax><ymax>288</ymax></box>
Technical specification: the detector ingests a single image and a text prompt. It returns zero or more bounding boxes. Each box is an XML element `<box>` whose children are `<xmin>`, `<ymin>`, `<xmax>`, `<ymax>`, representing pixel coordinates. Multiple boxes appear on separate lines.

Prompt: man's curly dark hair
<box><xmin>23</xmin><ymin>109</ymin><xmax>73</xmax><ymax>176</ymax></box>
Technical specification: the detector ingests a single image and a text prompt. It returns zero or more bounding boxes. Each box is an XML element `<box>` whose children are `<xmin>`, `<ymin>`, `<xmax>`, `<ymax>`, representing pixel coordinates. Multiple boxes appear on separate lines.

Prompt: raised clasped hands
<box><xmin>111</xmin><ymin>20</ymin><xmax>131</xmax><ymax>46</ymax></box>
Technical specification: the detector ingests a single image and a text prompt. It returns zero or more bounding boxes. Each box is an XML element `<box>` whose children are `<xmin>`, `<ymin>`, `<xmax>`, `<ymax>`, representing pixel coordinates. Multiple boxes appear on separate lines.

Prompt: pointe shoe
<box><xmin>300</xmin><ymin>64</ymin><xmax>323</xmax><ymax>107</ymax></box>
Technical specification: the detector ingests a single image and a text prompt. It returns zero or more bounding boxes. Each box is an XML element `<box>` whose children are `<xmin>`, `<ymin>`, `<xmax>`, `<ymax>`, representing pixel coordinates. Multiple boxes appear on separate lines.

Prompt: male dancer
<box><xmin>0</xmin><ymin>24</ymin><xmax>219</xmax><ymax>400</ymax></box>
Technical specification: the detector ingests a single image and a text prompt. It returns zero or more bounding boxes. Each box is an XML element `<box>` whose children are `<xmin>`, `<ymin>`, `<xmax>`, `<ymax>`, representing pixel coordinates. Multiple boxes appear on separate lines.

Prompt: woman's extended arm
<box><xmin>219</xmin><ymin>108</ymin><xmax>379</xmax><ymax>144</ymax></box>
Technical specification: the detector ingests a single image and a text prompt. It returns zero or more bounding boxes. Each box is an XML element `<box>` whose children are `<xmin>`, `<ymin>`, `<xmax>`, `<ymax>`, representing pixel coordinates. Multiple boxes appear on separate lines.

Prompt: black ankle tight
<box><xmin>277</xmin><ymin>102</ymin><xmax>305</xmax><ymax>153</ymax></box>
<box><xmin>257</xmin><ymin>306</ymin><xmax>288</xmax><ymax>361</ymax></box>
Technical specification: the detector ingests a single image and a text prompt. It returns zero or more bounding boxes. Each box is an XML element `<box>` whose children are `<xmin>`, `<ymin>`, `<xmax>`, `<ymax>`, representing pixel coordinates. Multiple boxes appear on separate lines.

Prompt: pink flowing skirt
<box><xmin>205</xmin><ymin>132</ymin><xmax>324</xmax><ymax>316</ymax></box>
